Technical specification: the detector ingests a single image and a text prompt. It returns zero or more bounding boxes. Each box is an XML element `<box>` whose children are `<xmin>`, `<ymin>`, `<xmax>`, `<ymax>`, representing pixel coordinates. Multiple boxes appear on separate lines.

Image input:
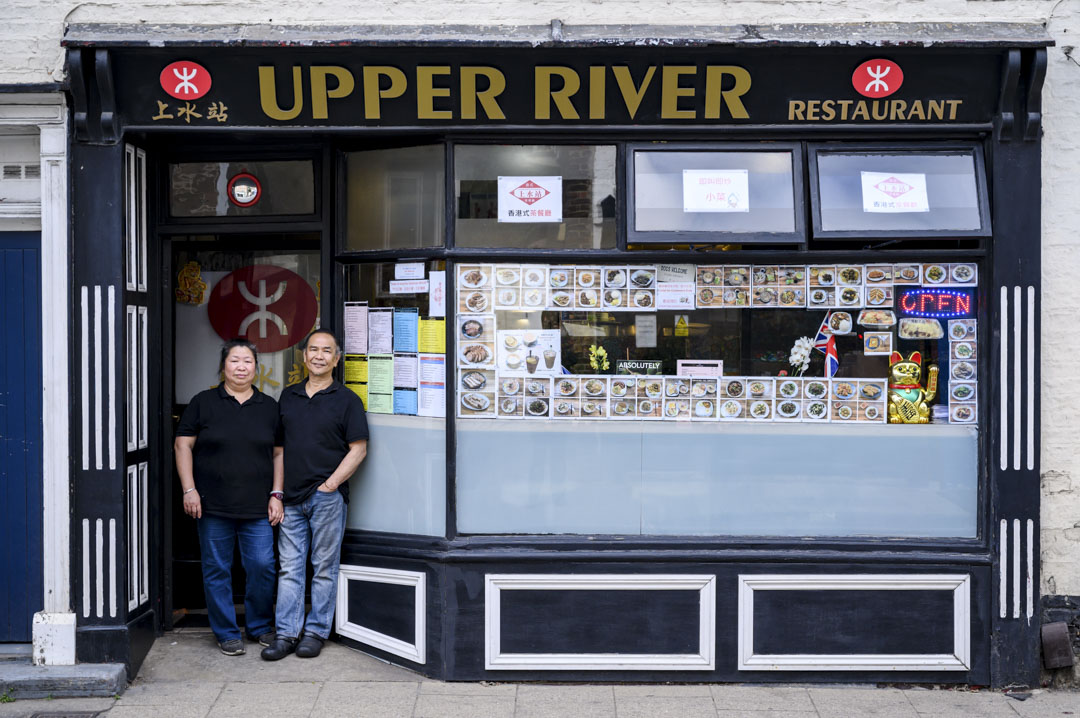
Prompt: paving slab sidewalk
<box><xmin>1</xmin><ymin>630</ymin><xmax>1076</xmax><ymax>718</ymax></box>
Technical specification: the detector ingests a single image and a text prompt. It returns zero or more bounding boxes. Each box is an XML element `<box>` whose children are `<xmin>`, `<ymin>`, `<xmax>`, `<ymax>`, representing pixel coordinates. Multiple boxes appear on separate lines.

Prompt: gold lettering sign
<box><xmin>788</xmin><ymin>98</ymin><xmax>963</xmax><ymax>122</ymax></box>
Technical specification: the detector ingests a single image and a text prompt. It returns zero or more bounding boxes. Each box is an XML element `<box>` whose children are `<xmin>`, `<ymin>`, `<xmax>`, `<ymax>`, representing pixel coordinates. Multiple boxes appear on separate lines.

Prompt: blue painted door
<box><xmin>0</xmin><ymin>232</ymin><xmax>43</xmax><ymax>642</ymax></box>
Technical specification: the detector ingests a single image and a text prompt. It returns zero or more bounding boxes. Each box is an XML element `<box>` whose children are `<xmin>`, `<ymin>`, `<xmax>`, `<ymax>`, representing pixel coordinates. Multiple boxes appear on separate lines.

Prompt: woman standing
<box><xmin>175</xmin><ymin>339</ymin><xmax>284</xmax><ymax>655</ymax></box>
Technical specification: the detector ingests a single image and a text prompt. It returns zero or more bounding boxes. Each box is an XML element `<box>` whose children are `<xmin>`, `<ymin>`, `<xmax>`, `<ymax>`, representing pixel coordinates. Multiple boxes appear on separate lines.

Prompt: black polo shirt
<box><xmin>176</xmin><ymin>385</ymin><xmax>281</xmax><ymax>519</ymax></box>
<box><xmin>278</xmin><ymin>379</ymin><xmax>369</xmax><ymax>505</ymax></box>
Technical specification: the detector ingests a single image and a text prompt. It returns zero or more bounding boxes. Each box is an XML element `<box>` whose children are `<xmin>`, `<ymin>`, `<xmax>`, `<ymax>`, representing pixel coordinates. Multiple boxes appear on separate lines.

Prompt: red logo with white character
<box><xmin>208</xmin><ymin>265</ymin><xmax>318</xmax><ymax>353</ymax></box>
<box><xmin>160</xmin><ymin>61</ymin><xmax>212</xmax><ymax>100</ymax></box>
<box><xmin>509</xmin><ymin>180</ymin><xmax>550</xmax><ymax>205</ymax></box>
<box><xmin>852</xmin><ymin>59</ymin><xmax>903</xmax><ymax>99</ymax></box>
<box><xmin>874</xmin><ymin>176</ymin><xmax>914</xmax><ymax>198</ymax></box>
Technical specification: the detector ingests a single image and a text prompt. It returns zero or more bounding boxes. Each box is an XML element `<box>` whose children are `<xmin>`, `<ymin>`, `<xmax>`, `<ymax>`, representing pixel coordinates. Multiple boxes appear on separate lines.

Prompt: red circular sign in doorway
<box><xmin>207</xmin><ymin>265</ymin><xmax>318</xmax><ymax>354</ymax></box>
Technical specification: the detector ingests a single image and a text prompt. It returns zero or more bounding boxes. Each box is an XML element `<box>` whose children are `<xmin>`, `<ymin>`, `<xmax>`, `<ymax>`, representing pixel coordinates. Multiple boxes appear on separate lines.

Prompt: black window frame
<box><xmin>807</xmin><ymin>142</ymin><xmax>992</xmax><ymax>241</ymax></box>
<box><xmin>625</xmin><ymin>141</ymin><xmax>806</xmax><ymax>246</ymax></box>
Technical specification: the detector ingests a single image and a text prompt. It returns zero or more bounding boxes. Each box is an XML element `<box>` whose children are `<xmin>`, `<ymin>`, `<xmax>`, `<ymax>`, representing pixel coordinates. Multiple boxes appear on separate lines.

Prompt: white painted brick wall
<box><xmin>4</xmin><ymin>0</ymin><xmax>1080</xmax><ymax>594</ymax></box>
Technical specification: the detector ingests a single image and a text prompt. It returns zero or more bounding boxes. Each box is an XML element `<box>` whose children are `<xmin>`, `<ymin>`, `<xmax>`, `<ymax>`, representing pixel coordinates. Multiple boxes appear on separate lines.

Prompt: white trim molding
<box><xmin>336</xmin><ymin>564</ymin><xmax>426</xmax><ymax>664</ymax></box>
<box><xmin>484</xmin><ymin>573</ymin><xmax>716</xmax><ymax>671</ymax></box>
<box><xmin>737</xmin><ymin>574</ymin><xmax>971</xmax><ymax>672</ymax></box>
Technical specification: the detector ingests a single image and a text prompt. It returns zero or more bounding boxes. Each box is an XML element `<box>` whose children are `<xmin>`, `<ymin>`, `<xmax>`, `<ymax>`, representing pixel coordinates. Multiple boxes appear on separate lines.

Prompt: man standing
<box><xmin>262</xmin><ymin>329</ymin><xmax>368</xmax><ymax>660</ymax></box>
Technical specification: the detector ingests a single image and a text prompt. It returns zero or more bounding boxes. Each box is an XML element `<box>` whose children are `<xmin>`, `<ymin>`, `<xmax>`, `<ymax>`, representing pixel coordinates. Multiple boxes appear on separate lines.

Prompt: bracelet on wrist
<box><xmin>183</xmin><ymin>487</ymin><xmax>197</xmax><ymax>495</ymax></box>
<box><xmin>269</xmin><ymin>491</ymin><xmax>284</xmax><ymax>500</ymax></box>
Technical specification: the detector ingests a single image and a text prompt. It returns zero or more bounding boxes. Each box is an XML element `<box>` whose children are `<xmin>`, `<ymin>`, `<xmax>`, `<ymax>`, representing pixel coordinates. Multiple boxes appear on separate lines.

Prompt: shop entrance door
<box><xmin>0</xmin><ymin>232</ymin><xmax>43</xmax><ymax>642</ymax></box>
<box><xmin>165</xmin><ymin>235</ymin><xmax>321</xmax><ymax>626</ymax></box>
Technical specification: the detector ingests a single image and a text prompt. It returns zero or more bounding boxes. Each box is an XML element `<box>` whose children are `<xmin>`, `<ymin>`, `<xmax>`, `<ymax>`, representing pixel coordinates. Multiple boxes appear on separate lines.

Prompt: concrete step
<box><xmin>0</xmin><ymin>662</ymin><xmax>126</xmax><ymax>699</ymax></box>
<box><xmin>0</xmin><ymin>644</ymin><xmax>32</xmax><ymax>662</ymax></box>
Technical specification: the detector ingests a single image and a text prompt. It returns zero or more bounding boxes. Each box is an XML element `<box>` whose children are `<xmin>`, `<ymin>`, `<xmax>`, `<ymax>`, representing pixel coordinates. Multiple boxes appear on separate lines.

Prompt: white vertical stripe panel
<box><xmin>1026</xmin><ymin>519</ymin><xmax>1034</xmax><ymax>622</ymax></box>
<box><xmin>108</xmin><ymin>518</ymin><xmax>117</xmax><ymax>618</ymax></box>
<box><xmin>999</xmin><ymin>286</ymin><xmax>1008</xmax><ymax>471</ymax></box>
<box><xmin>126</xmin><ymin>307</ymin><xmax>137</xmax><ymax>452</ymax></box>
<box><xmin>1012</xmin><ymin>518</ymin><xmax>1021</xmax><ymax>619</ymax></box>
<box><xmin>93</xmin><ymin>286</ymin><xmax>102</xmax><ymax>470</ymax></box>
<box><xmin>1027</xmin><ymin>286</ymin><xmax>1035</xmax><ymax>471</ymax></box>
<box><xmin>136</xmin><ymin>149</ymin><xmax>148</xmax><ymax>292</ymax></box>
<box><xmin>138</xmin><ymin>306</ymin><xmax>148</xmax><ymax>449</ymax></box>
<box><xmin>82</xmin><ymin>518</ymin><xmax>90</xmax><ymax>618</ymax></box>
<box><xmin>124</xmin><ymin>145</ymin><xmax>135</xmax><ymax>291</ymax></box>
<box><xmin>999</xmin><ymin>519</ymin><xmax>1007</xmax><ymax>619</ymax></box>
<box><xmin>95</xmin><ymin>518</ymin><xmax>104</xmax><ymax>618</ymax></box>
<box><xmin>139</xmin><ymin>461</ymin><xmax>149</xmax><ymax>605</ymax></box>
<box><xmin>127</xmin><ymin>465</ymin><xmax>138</xmax><ymax>611</ymax></box>
<box><xmin>81</xmin><ymin>286</ymin><xmax>90</xmax><ymax>471</ymax></box>
<box><xmin>107</xmin><ymin>286</ymin><xmax>116</xmax><ymax>470</ymax></box>
<box><xmin>1013</xmin><ymin>286</ymin><xmax>1022</xmax><ymax>470</ymax></box>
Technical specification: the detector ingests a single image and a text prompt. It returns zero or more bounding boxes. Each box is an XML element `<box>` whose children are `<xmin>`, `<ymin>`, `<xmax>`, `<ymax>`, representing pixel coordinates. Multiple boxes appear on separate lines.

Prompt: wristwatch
<box><xmin>269</xmin><ymin>491</ymin><xmax>284</xmax><ymax>500</ymax></box>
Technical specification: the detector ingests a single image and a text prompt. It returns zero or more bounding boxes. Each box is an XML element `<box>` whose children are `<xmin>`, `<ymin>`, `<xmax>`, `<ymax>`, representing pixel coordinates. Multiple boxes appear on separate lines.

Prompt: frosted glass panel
<box><xmin>346</xmin><ymin>414</ymin><xmax>445</xmax><ymax>536</ymax></box>
<box><xmin>457</xmin><ymin>421</ymin><xmax>976</xmax><ymax>537</ymax></box>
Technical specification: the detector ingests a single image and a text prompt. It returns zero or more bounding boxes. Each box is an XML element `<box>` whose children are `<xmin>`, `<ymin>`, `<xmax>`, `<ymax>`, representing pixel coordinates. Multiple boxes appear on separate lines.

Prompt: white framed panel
<box><xmin>485</xmin><ymin>574</ymin><xmax>716</xmax><ymax>671</ymax></box>
<box><xmin>737</xmin><ymin>574</ymin><xmax>971</xmax><ymax>671</ymax></box>
<box><xmin>137</xmin><ymin>305</ymin><xmax>148</xmax><ymax>449</ymax></box>
<box><xmin>125</xmin><ymin>305</ymin><xmax>137</xmax><ymax>452</ymax></box>
<box><xmin>136</xmin><ymin>148</ymin><xmax>147</xmax><ymax>291</ymax></box>
<box><xmin>125</xmin><ymin>464</ymin><xmax>139</xmax><ymax>611</ymax></box>
<box><xmin>138</xmin><ymin>461</ymin><xmax>149</xmax><ymax>605</ymax></box>
<box><xmin>124</xmin><ymin>145</ymin><xmax>136</xmax><ymax>291</ymax></box>
<box><xmin>335</xmin><ymin>565</ymin><xmax>426</xmax><ymax>664</ymax></box>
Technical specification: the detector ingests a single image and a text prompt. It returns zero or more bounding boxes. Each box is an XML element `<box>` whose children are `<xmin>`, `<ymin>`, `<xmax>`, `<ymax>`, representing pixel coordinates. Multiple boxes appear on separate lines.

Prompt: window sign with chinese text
<box><xmin>860</xmin><ymin>171</ymin><xmax>930</xmax><ymax>213</ymax></box>
<box><xmin>497</xmin><ymin>176</ymin><xmax>562</xmax><ymax>223</ymax></box>
<box><xmin>682</xmin><ymin>169</ymin><xmax>750</xmax><ymax>212</ymax></box>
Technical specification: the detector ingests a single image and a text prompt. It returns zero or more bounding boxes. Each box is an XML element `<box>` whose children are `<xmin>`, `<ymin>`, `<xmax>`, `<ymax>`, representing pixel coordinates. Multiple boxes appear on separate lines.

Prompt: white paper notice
<box><xmin>343</xmin><ymin>302</ymin><xmax>369</xmax><ymax>354</ymax></box>
<box><xmin>682</xmin><ymin>169</ymin><xmax>750</xmax><ymax>212</ymax></box>
<box><xmin>497</xmin><ymin>176</ymin><xmax>562</xmax><ymax>223</ymax></box>
<box><xmin>395</xmin><ymin>262</ymin><xmax>426</xmax><ymax>280</ymax></box>
<box><xmin>389</xmin><ymin>279</ymin><xmax>430</xmax><ymax>294</ymax></box>
<box><xmin>393</xmin><ymin>352</ymin><xmax>419</xmax><ymax>389</ymax></box>
<box><xmin>428</xmin><ymin>271</ymin><xmax>446</xmax><ymax>317</ymax></box>
<box><xmin>417</xmin><ymin>353</ymin><xmax>446</xmax><ymax>418</ymax></box>
<box><xmin>860</xmin><ymin>171</ymin><xmax>930</xmax><ymax>213</ymax></box>
<box><xmin>635</xmin><ymin>314</ymin><xmax>657</xmax><ymax>348</ymax></box>
<box><xmin>657</xmin><ymin>264</ymin><xmax>695</xmax><ymax>283</ymax></box>
<box><xmin>677</xmin><ymin>359</ymin><xmax>724</xmax><ymax>377</ymax></box>
<box><xmin>656</xmin><ymin>282</ymin><xmax>696</xmax><ymax>311</ymax></box>
<box><xmin>367</xmin><ymin>308</ymin><xmax>394</xmax><ymax>355</ymax></box>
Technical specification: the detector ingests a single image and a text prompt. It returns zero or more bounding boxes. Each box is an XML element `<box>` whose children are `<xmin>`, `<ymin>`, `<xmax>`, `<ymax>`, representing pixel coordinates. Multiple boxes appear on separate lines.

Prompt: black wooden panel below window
<box><xmin>753</xmin><ymin>589</ymin><xmax>955</xmax><ymax>655</ymax></box>
<box><xmin>346</xmin><ymin>579</ymin><xmax>416</xmax><ymax>645</ymax></box>
<box><xmin>500</xmin><ymin>589</ymin><xmax>699</xmax><ymax>654</ymax></box>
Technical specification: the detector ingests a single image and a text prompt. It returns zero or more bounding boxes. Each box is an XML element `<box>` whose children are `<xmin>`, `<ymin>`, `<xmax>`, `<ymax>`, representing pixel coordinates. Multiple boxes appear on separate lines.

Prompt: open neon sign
<box><xmin>898</xmin><ymin>287</ymin><xmax>975</xmax><ymax>318</ymax></box>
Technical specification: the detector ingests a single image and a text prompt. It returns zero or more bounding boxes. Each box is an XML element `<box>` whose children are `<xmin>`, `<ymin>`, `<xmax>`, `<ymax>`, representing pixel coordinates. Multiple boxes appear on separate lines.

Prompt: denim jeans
<box><xmin>274</xmin><ymin>489</ymin><xmax>347</xmax><ymax>640</ymax></box>
<box><xmin>196</xmin><ymin>514</ymin><xmax>276</xmax><ymax>643</ymax></box>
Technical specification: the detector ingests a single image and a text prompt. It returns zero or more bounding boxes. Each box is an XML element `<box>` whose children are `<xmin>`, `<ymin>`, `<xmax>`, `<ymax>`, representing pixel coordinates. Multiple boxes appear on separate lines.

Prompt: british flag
<box><xmin>814</xmin><ymin>312</ymin><xmax>840</xmax><ymax>378</ymax></box>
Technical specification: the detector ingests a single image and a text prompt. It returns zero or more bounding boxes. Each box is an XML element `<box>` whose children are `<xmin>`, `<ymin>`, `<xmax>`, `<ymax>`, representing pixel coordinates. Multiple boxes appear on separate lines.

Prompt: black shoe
<box><xmin>246</xmin><ymin>630</ymin><xmax>276</xmax><ymax>647</ymax></box>
<box><xmin>260</xmin><ymin>635</ymin><xmax>298</xmax><ymax>661</ymax></box>
<box><xmin>218</xmin><ymin>639</ymin><xmax>246</xmax><ymax>656</ymax></box>
<box><xmin>295</xmin><ymin>633</ymin><xmax>324</xmax><ymax>658</ymax></box>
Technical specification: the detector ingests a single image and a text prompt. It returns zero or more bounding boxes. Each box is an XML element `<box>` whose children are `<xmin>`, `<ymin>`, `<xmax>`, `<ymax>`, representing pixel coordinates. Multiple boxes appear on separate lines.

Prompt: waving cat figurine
<box><xmin>887</xmin><ymin>351</ymin><xmax>939</xmax><ymax>424</ymax></box>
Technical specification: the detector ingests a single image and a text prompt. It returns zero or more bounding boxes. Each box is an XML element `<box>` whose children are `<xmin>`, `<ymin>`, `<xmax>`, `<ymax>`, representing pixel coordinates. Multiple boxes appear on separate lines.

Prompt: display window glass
<box><xmin>340</xmin><ymin>261</ymin><xmax>447</xmax><ymax>537</ymax></box>
<box><xmin>630</xmin><ymin>146</ymin><xmax>801</xmax><ymax>242</ymax></box>
<box><xmin>168</xmin><ymin>160</ymin><xmax>315</xmax><ymax>217</ymax></box>
<box><xmin>344</xmin><ymin>145</ymin><xmax>445</xmax><ymax>251</ymax></box>
<box><xmin>453</xmin><ymin>260</ymin><xmax>980</xmax><ymax>537</ymax></box>
<box><xmin>810</xmin><ymin>148</ymin><xmax>989</xmax><ymax>237</ymax></box>
<box><xmin>454</xmin><ymin>144</ymin><xmax>617</xmax><ymax>250</ymax></box>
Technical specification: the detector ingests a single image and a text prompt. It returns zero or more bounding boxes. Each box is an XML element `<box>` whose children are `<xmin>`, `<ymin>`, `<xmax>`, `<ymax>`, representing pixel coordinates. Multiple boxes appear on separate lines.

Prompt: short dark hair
<box><xmin>303</xmin><ymin>328</ymin><xmax>341</xmax><ymax>355</ymax></box>
<box><xmin>219</xmin><ymin>339</ymin><xmax>258</xmax><ymax>372</ymax></box>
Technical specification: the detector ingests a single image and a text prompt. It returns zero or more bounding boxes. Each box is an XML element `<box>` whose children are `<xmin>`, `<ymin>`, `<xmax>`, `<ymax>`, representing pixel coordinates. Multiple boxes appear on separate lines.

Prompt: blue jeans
<box><xmin>274</xmin><ymin>489</ymin><xmax>347</xmax><ymax>640</ymax></box>
<box><xmin>196</xmin><ymin>514</ymin><xmax>276</xmax><ymax>643</ymax></box>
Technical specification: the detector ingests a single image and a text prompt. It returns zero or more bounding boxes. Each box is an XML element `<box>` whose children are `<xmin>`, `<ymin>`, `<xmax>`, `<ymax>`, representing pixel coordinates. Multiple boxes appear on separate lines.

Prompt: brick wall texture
<box><xmin>3</xmin><ymin>0</ymin><xmax>1079</xmax><ymax>593</ymax></box>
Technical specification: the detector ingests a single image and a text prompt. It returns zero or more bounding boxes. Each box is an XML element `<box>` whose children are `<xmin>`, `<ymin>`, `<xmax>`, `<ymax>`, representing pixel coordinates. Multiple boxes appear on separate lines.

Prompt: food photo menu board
<box><xmin>455</xmin><ymin>262</ymin><xmax>979</xmax><ymax>424</ymax></box>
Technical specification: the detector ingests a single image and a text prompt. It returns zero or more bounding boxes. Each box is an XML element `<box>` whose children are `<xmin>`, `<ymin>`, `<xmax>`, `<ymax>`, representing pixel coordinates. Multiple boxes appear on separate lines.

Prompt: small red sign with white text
<box><xmin>160</xmin><ymin>61</ymin><xmax>212</xmax><ymax>100</ymax></box>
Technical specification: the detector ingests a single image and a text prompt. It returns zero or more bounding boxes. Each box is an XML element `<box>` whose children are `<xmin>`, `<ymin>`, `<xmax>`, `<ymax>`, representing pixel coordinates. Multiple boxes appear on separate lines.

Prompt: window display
<box><xmin>454</xmin><ymin>260</ymin><xmax>979</xmax><ymax>427</ymax></box>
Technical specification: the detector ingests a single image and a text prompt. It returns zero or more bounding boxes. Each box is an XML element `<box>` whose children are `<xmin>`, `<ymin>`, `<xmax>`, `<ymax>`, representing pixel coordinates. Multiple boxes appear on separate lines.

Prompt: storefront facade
<box><xmin>62</xmin><ymin>24</ymin><xmax>1049</xmax><ymax>685</ymax></box>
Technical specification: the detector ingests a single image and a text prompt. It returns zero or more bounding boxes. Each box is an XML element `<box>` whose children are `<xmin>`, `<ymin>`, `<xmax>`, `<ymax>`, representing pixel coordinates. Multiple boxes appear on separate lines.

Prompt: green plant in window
<box><xmin>588</xmin><ymin>344</ymin><xmax>610</xmax><ymax>373</ymax></box>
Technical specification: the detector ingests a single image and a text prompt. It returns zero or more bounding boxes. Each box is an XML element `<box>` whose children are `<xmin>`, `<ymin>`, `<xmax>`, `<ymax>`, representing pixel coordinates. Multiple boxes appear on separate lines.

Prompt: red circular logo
<box><xmin>852</xmin><ymin>59</ymin><xmax>903</xmax><ymax>99</ymax></box>
<box><xmin>159</xmin><ymin>61</ymin><xmax>212</xmax><ymax>100</ymax></box>
<box><xmin>208</xmin><ymin>265</ymin><xmax>318</xmax><ymax>353</ymax></box>
<box><xmin>227</xmin><ymin>173</ymin><xmax>262</xmax><ymax>207</ymax></box>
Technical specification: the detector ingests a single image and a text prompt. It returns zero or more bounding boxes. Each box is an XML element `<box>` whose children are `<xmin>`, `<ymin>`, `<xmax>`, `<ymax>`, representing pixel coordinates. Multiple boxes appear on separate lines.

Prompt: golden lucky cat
<box><xmin>887</xmin><ymin>351</ymin><xmax>939</xmax><ymax>424</ymax></box>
